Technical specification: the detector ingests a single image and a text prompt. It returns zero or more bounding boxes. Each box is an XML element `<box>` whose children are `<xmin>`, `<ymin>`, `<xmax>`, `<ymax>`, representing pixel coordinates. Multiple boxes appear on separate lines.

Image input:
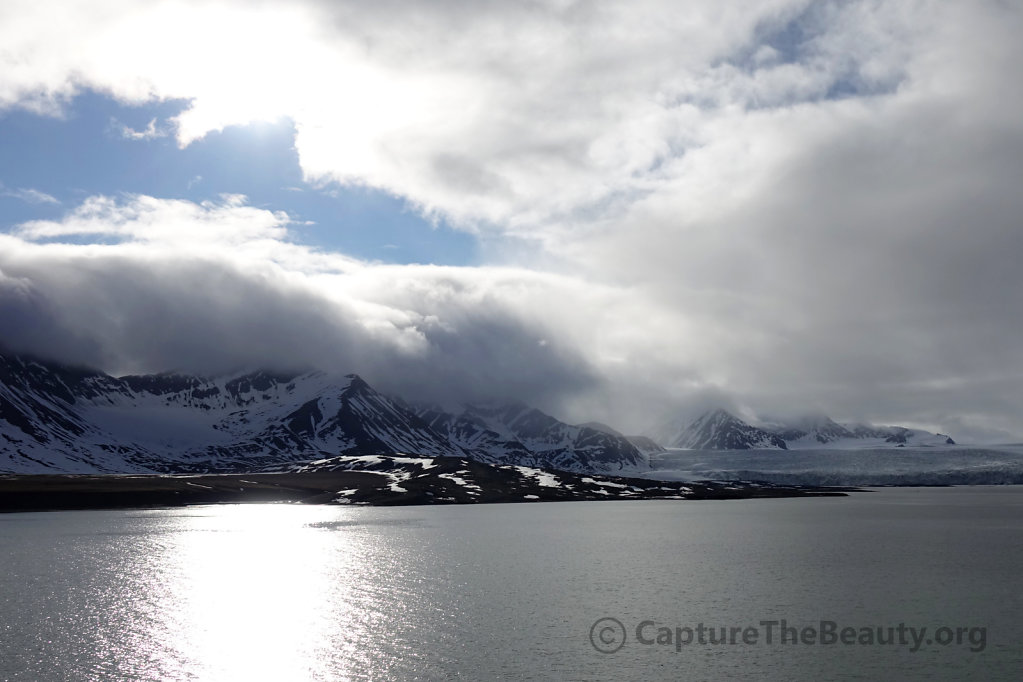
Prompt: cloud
<box><xmin>1</xmin><ymin>187</ymin><xmax>60</xmax><ymax>205</ymax></box>
<box><xmin>1</xmin><ymin>1</ymin><xmax>1022</xmax><ymax>439</ymax></box>
<box><xmin>0</xmin><ymin>0</ymin><xmax>933</xmax><ymax>228</ymax></box>
<box><xmin>15</xmin><ymin>194</ymin><xmax>290</xmax><ymax>246</ymax></box>
<box><xmin>0</xmin><ymin>195</ymin><xmax>621</xmax><ymax>415</ymax></box>
<box><xmin>115</xmin><ymin>117</ymin><xmax>168</xmax><ymax>140</ymax></box>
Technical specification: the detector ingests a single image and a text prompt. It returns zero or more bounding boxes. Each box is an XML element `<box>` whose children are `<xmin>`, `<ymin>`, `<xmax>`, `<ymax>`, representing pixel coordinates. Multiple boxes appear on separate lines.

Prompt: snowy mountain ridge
<box><xmin>0</xmin><ymin>353</ymin><xmax>644</xmax><ymax>474</ymax></box>
<box><xmin>662</xmin><ymin>408</ymin><xmax>956</xmax><ymax>451</ymax></box>
<box><xmin>414</xmin><ymin>402</ymin><xmax>645</xmax><ymax>473</ymax></box>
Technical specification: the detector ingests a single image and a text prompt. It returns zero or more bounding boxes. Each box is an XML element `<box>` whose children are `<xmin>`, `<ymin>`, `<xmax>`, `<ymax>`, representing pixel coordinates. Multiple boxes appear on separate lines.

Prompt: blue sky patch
<box><xmin>0</xmin><ymin>90</ymin><xmax>478</xmax><ymax>265</ymax></box>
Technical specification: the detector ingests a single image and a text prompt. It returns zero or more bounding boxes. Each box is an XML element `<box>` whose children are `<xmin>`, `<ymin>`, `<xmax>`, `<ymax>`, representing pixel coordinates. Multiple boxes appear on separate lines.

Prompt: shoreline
<box><xmin>0</xmin><ymin>460</ymin><xmax>859</xmax><ymax>513</ymax></box>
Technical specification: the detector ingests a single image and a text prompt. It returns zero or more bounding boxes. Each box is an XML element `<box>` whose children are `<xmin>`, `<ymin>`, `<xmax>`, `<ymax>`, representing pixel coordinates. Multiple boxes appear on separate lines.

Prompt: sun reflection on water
<box><xmin>141</xmin><ymin>504</ymin><xmax>382</xmax><ymax>681</ymax></box>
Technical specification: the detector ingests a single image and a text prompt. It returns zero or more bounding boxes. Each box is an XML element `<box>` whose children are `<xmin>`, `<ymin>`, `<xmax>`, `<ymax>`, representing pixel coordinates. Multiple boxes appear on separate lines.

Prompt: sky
<box><xmin>1</xmin><ymin>0</ymin><xmax>1022</xmax><ymax>441</ymax></box>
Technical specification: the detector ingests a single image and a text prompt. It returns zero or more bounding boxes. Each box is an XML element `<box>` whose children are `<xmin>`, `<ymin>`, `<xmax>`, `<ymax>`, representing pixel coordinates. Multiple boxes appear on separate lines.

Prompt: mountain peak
<box><xmin>578</xmin><ymin>421</ymin><xmax>624</xmax><ymax>437</ymax></box>
<box><xmin>671</xmin><ymin>409</ymin><xmax>787</xmax><ymax>450</ymax></box>
<box><xmin>342</xmin><ymin>373</ymin><xmax>369</xmax><ymax>389</ymax></box>
<box><xmin>0</xmin><ymin>353</ymin><xmax>645</xmax><ymax>474</ymax></box>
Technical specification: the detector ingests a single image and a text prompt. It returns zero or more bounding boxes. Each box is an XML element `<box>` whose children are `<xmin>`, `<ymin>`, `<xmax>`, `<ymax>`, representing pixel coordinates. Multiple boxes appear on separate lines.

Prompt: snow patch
<box><xmin>580</xmin><ymin>477</ymin><xmax>627</xmax><ymax>488</ymax></box>
<box><xmin>439</xmin><ymin>472</ymin><xmax>482</xmax><ymax>493</ymax></box>
<box><xmin>512</xmin><ymin>466</ymin><xmax>560</xmax><ymax>488</ymax></box>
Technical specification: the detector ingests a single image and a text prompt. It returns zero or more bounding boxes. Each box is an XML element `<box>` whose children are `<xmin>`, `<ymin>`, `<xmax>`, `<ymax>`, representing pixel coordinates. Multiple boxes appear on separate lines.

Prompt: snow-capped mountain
<box><xmin>0</xmin><ymin>352</ymin><xmax>643</xmax><ymax>474</ymax></box>
<box><xmin>416</xmin><ymin>403</ymin><xmax>645</xmax><ymax>472</ymax></box>
<box><xmin>768</xmin><ymin>414</ymin><xmax>856</xmax><ymax>445</ymax></box>
<box><xmin>0</xmin><ymin>352</ymin><xmax>452</xmax><ymax>473</ymax></box>
<box><xmin>769</xmin><ymin>414</ymin><xmax>956</xmax><ymax>449</ymax></box>
<box><xmin>580</xmin><ymin>422</ymin><xmax>666</xmax><ymax>455</ymax></box>
<box><xmin>661</xmin><ymin>409</ymin><xmax>957</xmax><ymax>451</ymax></box>
<box><xmin>668</xmin><ymin>408</ymin><xmax>788</xmax><ymax>450</ymax></box>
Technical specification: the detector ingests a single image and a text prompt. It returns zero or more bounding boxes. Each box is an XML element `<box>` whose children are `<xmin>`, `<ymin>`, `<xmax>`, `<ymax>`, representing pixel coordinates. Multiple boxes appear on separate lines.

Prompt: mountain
<box><xmin>769</xmin><ymin>414</ymin><xmax>857</xmax><ymax>445</ymax></box>
<box><xmin>0</xmin><ymin>352</ymin><xmax>454</xmax><ymax>473</ymax></box>
<box><xmin>660</xmin><ymin>409</ymin><xmax>957</xmax><ymax>451</ymax></box>
<box><xmin>777</xmin><ymin>419</ymin><xmax>956</xmax><ymax>449</ymax></box>
<box><xmin>416</xmin><ymin>403</ymin><xmax>645</xmax><ymax>472</ymax></box>
<box><xmin>668</xmin><ymin>409</ymin><xmax>788</xmax><ymax>450</ymax></box>
<box><xmin>577</xmin><ymin>421</ymin><xmax>624</xmax><ymax>437</ymax></box>
<box><xmin>625</xmin><ymin>435</ymin><xmax>666</xmax><ymax>455</ymax></box>
<box><xmin>0</xmin><ymin>352</ymin><xmax>643</xmax><ymax>474</ymax></box>
<box><xmin>581</xmin><ymin>422</ymin><xmax>666</xmax><ymax>455</ymax></box>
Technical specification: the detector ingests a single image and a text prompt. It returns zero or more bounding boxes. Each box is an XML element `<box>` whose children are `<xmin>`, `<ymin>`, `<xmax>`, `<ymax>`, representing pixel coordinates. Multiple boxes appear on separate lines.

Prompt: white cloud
<box><xmin>16</xmin><ymin>194</ymin><xmax>290</xmax><ymax>247</ymax></box>
<box><xmin>0</xmin><ymin>0</ymin><xmax>931</xmax><ymax>229</ymax></box>
<box><xmin>1</xmin><ymin>187</ymin><xmax>60</xmax><ymax>205</ymax></box>
<box><xmin>116</xmin><ymin>117</ymin><xmax>168</xmax><ymax>140</ymax></box>
<box><xmin>0</xmin><ymin>195</ymin><xmax>663</xmax><ymax>423</ymax></box>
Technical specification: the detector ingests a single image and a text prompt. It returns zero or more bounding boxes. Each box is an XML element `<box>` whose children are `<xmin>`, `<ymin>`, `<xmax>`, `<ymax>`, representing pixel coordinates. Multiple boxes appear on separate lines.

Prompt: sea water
<box><xmin>0</xmin><ymin>487</ymin><xmax>1020</xmax><ymax>680</ymax></box>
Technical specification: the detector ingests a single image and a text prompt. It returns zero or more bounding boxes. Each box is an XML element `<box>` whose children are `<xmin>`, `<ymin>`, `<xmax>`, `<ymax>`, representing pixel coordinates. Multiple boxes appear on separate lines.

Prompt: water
<box><xmin>1</xmin><ymin>488</ymin><xmax>1020</xmax><ymax>680</ymax></box>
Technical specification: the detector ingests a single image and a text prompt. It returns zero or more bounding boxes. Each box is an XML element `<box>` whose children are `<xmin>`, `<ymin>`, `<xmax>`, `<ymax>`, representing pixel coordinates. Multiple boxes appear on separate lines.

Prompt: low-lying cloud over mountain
<box><xmin>2</xmin><ymin>1</ymin><xmax>1023</xmax><ymax>440</ymax></box>
<box><xmin>0</xmin><ymin>205</ymin><xmax>610</xmax><ymax>411</ymax></box>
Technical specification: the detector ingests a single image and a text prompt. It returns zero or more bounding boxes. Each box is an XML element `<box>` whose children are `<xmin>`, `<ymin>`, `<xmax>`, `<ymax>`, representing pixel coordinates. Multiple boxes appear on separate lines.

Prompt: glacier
<box><xmin>645</xmin><ymin>445</ymin><xmax>1023</xmax><ymax>486</ymax></box>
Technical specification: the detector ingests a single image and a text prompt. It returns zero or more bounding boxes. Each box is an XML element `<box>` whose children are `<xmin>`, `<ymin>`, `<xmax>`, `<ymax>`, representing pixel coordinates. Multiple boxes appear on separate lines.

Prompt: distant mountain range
<box><xmin>0</xmin><ymin>351</ymin><xmax>961</xmax><ymax>475</ymax></box>
<box><xmin>660</xmin><ymin>409</ymin><xmax>956</xmax><ymax>451</ymax></box>
<box><xmin>0</xmin><ymin>352</ymin><xmax>647</xmax><ymax>474</ymax></box>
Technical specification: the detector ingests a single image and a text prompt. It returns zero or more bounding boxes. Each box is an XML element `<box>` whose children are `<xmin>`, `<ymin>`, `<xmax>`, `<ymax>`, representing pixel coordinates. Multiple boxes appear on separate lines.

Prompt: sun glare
<box><xmin>152</xmin><ymin>505</ymin><xmax>368</xmax><ymax>681</ymax></box>
<box><xmin>103</xmin><ymin>0</ymin><xmax>439</xmax><ymax>173</ymax></box>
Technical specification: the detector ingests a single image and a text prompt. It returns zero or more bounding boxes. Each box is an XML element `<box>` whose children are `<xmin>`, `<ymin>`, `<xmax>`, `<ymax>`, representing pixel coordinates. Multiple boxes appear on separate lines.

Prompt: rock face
<box><xmin>770</xmin><ymin>415</ymin><xmax>857</xmax><ymax>444</ymax></box>
<box><xmin>0</xmin><ymin>352</ymin><xmax>644</xmax><ymax>474</ymax></box>
<box><xmin>625</xmin><ymin>435</ymin><xmax>666</xmax><ymax>455</ymax></box>
<box><xmin>669</xmin><ymin>409</ymin><xmax>788</xmax><ymax>450</ymax></box>
<box><xmin>416</xmin><ymin>403</ymin><xmax>645</xmax><ymax>473</ymax></box>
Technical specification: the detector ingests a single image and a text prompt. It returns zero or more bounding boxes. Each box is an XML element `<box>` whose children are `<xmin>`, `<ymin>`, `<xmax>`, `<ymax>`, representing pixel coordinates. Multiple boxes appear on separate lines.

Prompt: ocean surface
<box><xmin>1</xmin><ymin>487</ymin><xmax>1020</xmax><ymax>681</ymax></box>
